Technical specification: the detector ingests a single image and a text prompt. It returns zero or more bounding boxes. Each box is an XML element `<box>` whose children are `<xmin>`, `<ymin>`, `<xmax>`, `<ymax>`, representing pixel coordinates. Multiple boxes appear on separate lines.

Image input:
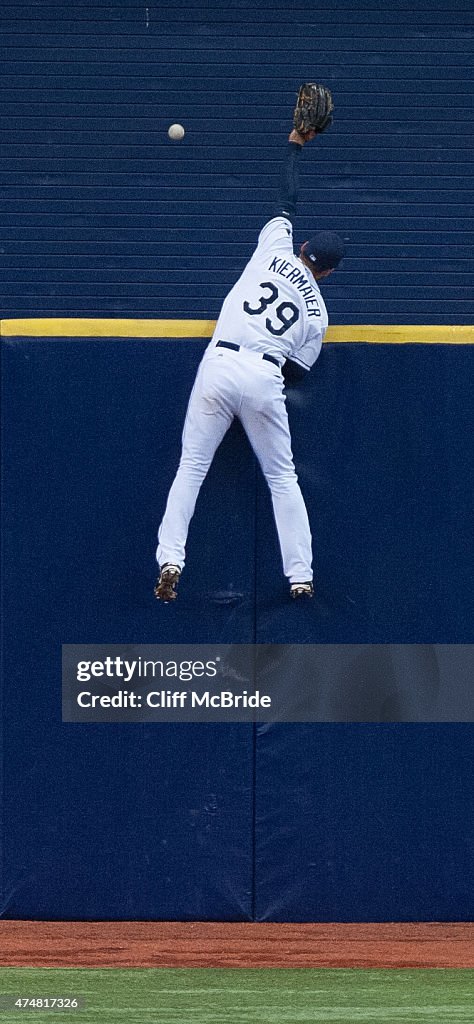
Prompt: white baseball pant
<box><xmin>156</xmin><ymin>344</ymin><xmax>313</xmax><ymax>583</ymax></box>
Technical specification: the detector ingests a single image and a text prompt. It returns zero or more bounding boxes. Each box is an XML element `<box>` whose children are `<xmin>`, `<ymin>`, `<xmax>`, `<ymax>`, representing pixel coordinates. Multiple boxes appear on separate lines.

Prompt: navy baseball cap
<box><xmin>303</xmin><ymin>230</ymin><xmax>346</xmax><ymax>270</ymax></box>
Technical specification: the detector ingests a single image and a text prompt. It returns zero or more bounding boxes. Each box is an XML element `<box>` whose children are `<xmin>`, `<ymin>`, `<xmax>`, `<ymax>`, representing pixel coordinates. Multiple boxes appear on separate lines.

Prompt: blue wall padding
<box><xmin>1</xmin><ymin>0</ymin><xmax>473</xmax><ymax>324</ymax></box>
<box><xmin>1</xmin><ymin>336</ymin><xmax>473</xmax><ymax>920</ymax></box>
<box><xmin>2</xmin><ymin>722</ymin><xmax>254</xmax><ymax>920</ymax></box>
<box><xmin>252</xmin><ymin>341</ymin><xmax>473</xmax><ymax>919</ymax></box>
<box><xmin>256</xmin><ymin>342</ymin><xmax>474</xmax><ymax>643</ymax></box>
<box><xmin>1</xmin><ymin>338</ymin><xmax>255</xmax><ymax>919</ymax></box>
<box><xmin>1</xmin><ymin>339</ymin><xmax>256</xmax><ymax>643</ymax></box>
<box><xmin>255</xmin><ymin>724</ymin><xmax>474</xmax><ymax>921</ymax></box>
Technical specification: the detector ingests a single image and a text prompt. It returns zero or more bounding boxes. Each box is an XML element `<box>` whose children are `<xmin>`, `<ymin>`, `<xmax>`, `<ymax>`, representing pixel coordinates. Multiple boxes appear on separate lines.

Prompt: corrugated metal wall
<box><xmin>1</xmin><ymin>0</ymin><xmax>473</xmax><ymax>324</ymax></box>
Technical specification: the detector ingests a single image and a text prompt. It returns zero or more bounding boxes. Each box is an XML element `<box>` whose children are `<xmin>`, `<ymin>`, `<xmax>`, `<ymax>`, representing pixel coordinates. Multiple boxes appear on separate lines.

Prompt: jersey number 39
<box><xmin>243</xmin><ymin>282</ymin><xmax>299</xmax><ymax>336</ymax></box>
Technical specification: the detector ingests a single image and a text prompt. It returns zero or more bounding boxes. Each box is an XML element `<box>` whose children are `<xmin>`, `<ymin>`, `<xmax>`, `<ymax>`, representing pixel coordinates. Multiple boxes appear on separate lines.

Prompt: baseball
<box><xmin>168</xmin><ymin>123</ymin><xmax>185</xmax><ymax>141</ymax></box>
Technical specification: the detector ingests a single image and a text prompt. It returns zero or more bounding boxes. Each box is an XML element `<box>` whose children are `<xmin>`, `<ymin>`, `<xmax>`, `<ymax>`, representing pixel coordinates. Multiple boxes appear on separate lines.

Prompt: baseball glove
<box><xmin>293</xmin><ymin>83</ymin><xmax>333</xmax><ymax>136</ymax></box>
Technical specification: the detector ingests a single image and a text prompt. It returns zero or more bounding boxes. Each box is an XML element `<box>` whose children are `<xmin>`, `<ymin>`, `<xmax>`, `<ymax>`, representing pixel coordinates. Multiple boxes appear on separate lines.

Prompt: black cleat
<box><xmin>290</xmin><ymin>581</ymin><xmax>314</xmax><ymax>599</ymax></box>
<box><xmin>154</xmin><ymin>563</ymin><xmax>181</xmax><ymax>602</ymax></box>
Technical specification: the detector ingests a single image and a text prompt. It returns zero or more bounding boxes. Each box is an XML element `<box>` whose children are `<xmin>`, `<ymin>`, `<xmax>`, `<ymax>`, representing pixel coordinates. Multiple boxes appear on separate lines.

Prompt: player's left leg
<box><xmin>156</xmin><ymin>352</ymin><xmax>235</xmax><ymax>573</ymax></box>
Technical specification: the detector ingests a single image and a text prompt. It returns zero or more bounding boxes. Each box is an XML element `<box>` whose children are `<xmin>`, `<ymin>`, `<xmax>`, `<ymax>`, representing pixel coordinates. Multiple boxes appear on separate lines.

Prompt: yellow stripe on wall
<box><xmin>326</xmin><ymin>325</ymin><xmax>474</xmax><ymax>344</ymax></box>
<box><xmin>1</xmin><ymin>319</ymin><xmax>474</xmax><ymax>344</ymax></box>
<box><xmin>0</xmin><ymin>318</ymin><xmax>216</xmax><ymax>339</ymax></box>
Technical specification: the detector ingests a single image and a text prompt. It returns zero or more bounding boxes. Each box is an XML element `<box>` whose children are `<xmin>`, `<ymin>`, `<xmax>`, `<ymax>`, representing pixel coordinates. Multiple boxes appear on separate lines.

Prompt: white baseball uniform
<box><xmin>156</xmin><ymin>212</ymin><xmax>328</xmax><ymax>584</ymax></box>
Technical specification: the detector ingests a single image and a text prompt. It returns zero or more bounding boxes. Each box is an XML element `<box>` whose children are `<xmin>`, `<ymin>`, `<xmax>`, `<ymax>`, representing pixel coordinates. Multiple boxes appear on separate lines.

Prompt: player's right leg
<box><xmin>238</xmin><ymin>366</ymin><xmax>313</xmax><ymax>594</ymax></box>
<box><xmin>155</xmin><ymin>351</ymin><xmax>235</xmax><ymax>585</ymax></box>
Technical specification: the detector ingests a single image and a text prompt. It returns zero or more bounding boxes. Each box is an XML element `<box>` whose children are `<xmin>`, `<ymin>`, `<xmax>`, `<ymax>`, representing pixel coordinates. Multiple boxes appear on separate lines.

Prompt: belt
<box><xmin>216</xmin><ymin>340</ymin><xmax>280</xmax><ymax>369</ymax></box>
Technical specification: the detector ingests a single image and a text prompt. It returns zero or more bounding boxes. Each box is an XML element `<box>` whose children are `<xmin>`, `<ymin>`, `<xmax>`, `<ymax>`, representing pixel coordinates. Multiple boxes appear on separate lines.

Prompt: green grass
<box><xmin>0</xmin><ymin>968</ymin><xmax>472</xmax><ymax>1024</ymax></box>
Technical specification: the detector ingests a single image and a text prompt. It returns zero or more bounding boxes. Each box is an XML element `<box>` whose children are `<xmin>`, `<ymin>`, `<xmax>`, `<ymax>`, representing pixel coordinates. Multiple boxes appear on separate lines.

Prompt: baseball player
<box><xmin>155</xmin><ymin>85</ymin><xmax>345</xmax><ymax>602</ymax></box>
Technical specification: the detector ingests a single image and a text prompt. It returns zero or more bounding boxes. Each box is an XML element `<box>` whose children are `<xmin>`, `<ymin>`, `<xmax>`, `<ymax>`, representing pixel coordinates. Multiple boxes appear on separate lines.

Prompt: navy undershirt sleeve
<box><xmin>274</xmin><ymin>142</ymin><xmax>303</xmax><ymax>223</ymax></box>
<box><xmin>282</xmin><ymin>359</ymin><xmax>309</xmax><ymax>385</ymax></box>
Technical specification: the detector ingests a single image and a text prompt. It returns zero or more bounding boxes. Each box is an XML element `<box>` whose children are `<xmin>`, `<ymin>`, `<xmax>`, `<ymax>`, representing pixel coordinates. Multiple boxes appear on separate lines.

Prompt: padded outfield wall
<box><xmin>1</xmin><ymin>0</ymin><xmax>473</xmax><ymax>921</ymax></box>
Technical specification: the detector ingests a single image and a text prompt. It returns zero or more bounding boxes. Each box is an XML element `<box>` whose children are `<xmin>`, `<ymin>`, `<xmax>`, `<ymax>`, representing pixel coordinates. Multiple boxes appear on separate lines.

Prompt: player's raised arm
<box><xmin>274</xmin><ymin>135</ymin><xmax>305</xmax><ymax>222</ymax></box>
<box><xmin>274</xmin><ymin>128</ymin><xmax>317</xmax><ymax>223</ymax></box>
<box><xmin>275</xmin><ymin>84</ymin><xmax>333</xmax><ymax>221</ymax></box>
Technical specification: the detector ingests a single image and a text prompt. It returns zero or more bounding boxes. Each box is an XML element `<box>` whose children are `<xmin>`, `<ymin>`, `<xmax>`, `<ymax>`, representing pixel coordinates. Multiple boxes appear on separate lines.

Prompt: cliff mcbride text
<box><xmin>77</xmin><ymin>689</ymin><xmax>272</xmax><ymax>709</ymax></box>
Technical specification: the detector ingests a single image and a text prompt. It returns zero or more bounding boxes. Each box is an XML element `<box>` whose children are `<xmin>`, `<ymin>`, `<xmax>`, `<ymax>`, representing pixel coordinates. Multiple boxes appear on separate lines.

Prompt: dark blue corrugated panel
<box><xmin>1</xmin><ymin>0</ymin><xmax>473</xmax><ymax>322</ymax></box>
